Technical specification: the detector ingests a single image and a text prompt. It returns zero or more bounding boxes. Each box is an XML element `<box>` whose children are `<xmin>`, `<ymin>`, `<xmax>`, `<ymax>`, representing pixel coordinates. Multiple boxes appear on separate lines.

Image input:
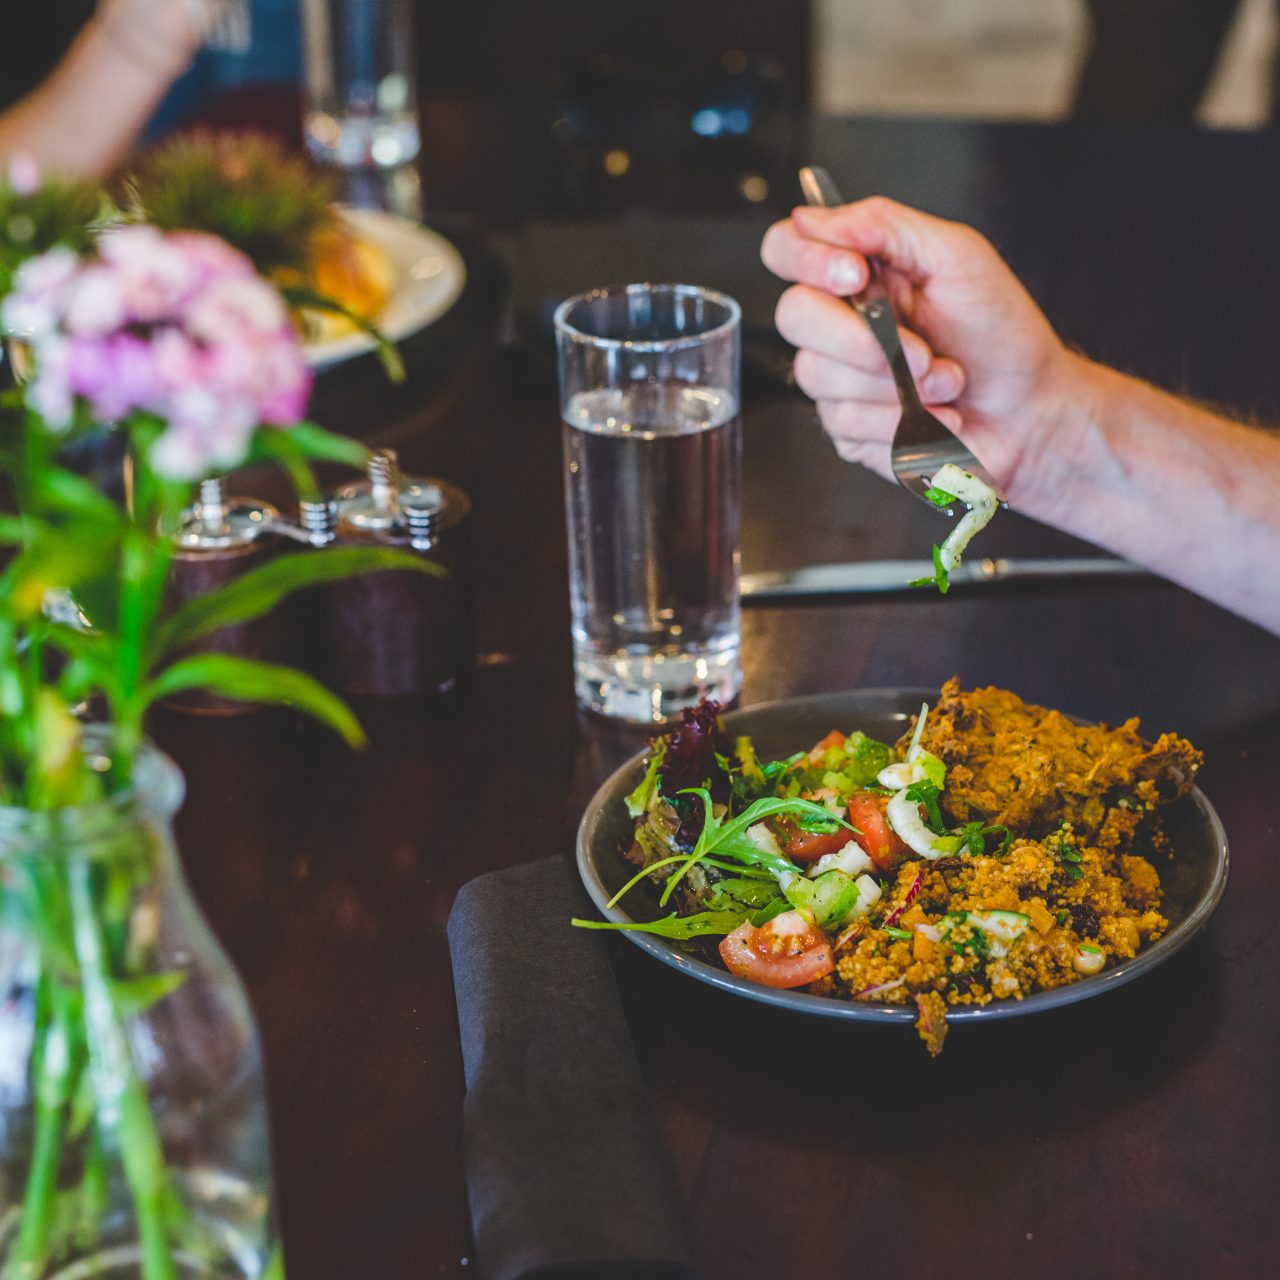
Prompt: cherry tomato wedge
<box><xmin>847</xmin><ymin>791</ymin><xmax>910</xmax><ymax>872</ymax></box>
<box><xmin>719</xmin><ymin>911</ymin><xmax>835</xmax><ymax>989</ymax></box>
<box><xmin>777</xmin><ymin>820</ymin><xmax>853</xmax><ymax>864</ymax></box>
<box><xmin>806</xmin><ymin>729</ymin><xmax>847</xmax><ymax>764</ymax></box>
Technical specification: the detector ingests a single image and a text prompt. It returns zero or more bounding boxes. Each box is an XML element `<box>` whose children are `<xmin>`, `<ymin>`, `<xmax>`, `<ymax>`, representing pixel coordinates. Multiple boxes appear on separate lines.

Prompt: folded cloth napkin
<box><xmin>448</xmin><ymin>856</ymin><xmax>698</xmax><ymax>1280</ymax></box>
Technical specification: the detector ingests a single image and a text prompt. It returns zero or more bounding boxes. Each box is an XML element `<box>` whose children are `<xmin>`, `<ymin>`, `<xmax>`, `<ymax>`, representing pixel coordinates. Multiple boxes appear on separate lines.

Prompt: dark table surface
<box><xmin>153</xmin><ymin>116</ymin><xmax>1280</xmax><ymax>1279</ymax></box>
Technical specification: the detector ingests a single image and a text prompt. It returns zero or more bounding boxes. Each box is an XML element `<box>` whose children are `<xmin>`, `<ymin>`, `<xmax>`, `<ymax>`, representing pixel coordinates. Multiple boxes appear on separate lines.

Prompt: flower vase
<box><xmin>0</xmin><ymin>734</ymin><xmax>281</xmax><ymax>1279</ymax></box>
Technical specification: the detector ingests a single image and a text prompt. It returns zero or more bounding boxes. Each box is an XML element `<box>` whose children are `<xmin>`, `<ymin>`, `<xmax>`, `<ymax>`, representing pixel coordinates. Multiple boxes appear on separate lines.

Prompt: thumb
<box><xmin>792</xmin><ymin>197</ymin><xmax>973</xmax><ymax>284</ymax></box>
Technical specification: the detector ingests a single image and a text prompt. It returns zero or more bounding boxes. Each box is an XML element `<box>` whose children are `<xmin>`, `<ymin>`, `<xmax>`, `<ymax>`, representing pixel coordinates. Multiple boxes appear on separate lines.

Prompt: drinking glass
<box><xmin>298</xmin><ymin>0</ymin><xmax>420</xmax><ymax>170</ymax></box>
<box><xmin>556</xmin><ymin>284</ymin><xmax>742</xmax><ymax>723</ymax></box>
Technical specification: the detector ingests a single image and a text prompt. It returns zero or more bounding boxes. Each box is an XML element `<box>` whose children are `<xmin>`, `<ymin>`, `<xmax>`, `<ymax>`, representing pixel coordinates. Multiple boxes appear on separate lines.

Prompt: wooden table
<box><xmin>153</xmin><ymin>118</ymin><xmax>1280</xmax><ymax>1279</ymax></box>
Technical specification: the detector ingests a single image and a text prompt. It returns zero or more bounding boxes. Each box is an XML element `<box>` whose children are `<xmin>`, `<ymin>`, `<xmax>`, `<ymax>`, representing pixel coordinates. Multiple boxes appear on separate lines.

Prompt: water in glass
<box><xmin>563</xmin><ymin>381</ymin><xmax>741</xmax><ymax>722</ymax></box>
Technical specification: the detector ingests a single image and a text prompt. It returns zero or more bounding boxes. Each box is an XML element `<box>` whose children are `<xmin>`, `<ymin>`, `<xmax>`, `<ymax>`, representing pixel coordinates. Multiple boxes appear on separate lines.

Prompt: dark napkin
<box><xmin>448</xmin><ymin>857</ymin><xmax>697</xmax><ymax>1280</ymax></box>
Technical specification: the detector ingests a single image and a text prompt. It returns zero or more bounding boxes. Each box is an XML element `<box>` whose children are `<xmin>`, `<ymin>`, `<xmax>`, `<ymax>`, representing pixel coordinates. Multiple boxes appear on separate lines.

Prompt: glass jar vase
<box><xmin>0</xmin><ymin>733</ymin><xmax>281</xmax><ymax>1279</ymax></box>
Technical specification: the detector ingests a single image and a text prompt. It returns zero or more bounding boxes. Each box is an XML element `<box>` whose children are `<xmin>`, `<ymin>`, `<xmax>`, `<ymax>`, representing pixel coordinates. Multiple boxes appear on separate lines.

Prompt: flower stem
<box><xmin>74</xmin><ymin>1126</ymin><xmax>109</xmax><ymax>1251</ymax></box>
<box><xmin>117</xmin><ymin>1075</ymin><xmax>178</xmax><ymax>1280</ymax></box>
<box><xmin>67</xmin><ymin>857</ymin><xmax>178</xmax><ymax>1280</ymax></box>
<box><xmin>6</xmin><ymin>1004</ymin><xmax>70</xmax><ymax>1277</ymax></box>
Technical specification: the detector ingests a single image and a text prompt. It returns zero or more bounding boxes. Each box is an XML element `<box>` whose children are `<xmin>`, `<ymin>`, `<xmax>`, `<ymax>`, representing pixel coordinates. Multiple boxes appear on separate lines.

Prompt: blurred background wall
<box><xmin>814</xmin><ymin>0</ymin><xmax>1275</xmax><ymax>127</ymax></box>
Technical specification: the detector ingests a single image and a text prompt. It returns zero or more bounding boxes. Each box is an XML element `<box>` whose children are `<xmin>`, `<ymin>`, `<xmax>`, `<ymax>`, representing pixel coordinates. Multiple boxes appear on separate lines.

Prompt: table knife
<box><xmin>741</xmin><ymin>557</ymin><xmax>1150</xmax><ymax>602</ymax></box>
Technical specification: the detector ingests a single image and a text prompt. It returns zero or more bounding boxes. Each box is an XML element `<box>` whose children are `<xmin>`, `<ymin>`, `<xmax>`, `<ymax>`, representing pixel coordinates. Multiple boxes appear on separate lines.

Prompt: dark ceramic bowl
<box><xmin>576</xmin><ymin>688</ymin><xmax>1229</xmax><ymax>1023</ymax></box>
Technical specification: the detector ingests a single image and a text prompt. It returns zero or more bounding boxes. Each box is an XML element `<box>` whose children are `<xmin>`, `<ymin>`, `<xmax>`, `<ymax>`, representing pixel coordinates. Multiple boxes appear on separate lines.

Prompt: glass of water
<box><xmin>299</xmin><ymin>0</ymin><xmax>421</xmax><ymax>170</ymax></box>
<box><xmin>556</xmin><ymin>284</ymin><xmax>742</xmax><ymax>723</ymax></box>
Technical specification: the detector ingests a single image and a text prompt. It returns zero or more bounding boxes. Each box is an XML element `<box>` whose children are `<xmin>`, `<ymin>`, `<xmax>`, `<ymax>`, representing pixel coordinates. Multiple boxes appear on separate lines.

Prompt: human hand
<box><xmin>761</xmin><ymin>197</ymin><xmax>1079</xmax><ymax>504</ymax></box>
<box><xmin>97</xmin><ymin>0</ymin><xmax>221</xmax><ymax>79</ymax></box>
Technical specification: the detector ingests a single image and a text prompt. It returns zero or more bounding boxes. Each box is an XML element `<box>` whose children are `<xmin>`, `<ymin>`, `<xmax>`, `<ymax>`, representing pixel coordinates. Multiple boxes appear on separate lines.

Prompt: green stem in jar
<box><xmin>66</xmin><ymin>854</ymin><xmax>178</xmax><ymax>1280</ymax></box>
<box><xmin>5</xmin><ymin>977</ymin><xmax>75</xmax><ymax>1278</ymax></box>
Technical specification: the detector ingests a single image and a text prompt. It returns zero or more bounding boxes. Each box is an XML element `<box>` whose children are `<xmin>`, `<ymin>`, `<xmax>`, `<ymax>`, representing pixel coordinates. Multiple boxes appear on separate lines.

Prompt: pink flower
<box><xmin>186</xmin><ymin>276</ymin><xmax>287</xmax><ymax>342</ymax></box>
<box><xmin>2</xmin><ymin>247</ymin><xmax>80</xmax><ymax>338</ymax></box>
<box><xmin>63</xmin><ymin>266</ymin><xmax>127</xmax><ymax>337</ymax></box>
<box><xmin>7</xmin><ymin>227</ymin><xmax>314</xmax><ymax>481</ymax></box>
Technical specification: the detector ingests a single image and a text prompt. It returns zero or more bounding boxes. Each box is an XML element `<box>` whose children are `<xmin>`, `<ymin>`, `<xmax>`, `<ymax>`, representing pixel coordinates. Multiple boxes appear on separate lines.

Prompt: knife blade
<box><xmin>741</xmin><ymin>557</ymin><xmax>1150</xmax><ymax>603</ymax></box>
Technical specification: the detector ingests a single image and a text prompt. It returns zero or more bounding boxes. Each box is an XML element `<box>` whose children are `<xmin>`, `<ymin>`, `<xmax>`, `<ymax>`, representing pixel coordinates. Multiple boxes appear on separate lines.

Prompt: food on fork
<box><xmin>574</xmin><ymin>681</ymin><xmax>1202</xmax><ymax>1055</ymax></box>
<box><xmin>911</xmin><ymin>463</ymin><xmax>1000</xmax><ymax>594</ymax></box>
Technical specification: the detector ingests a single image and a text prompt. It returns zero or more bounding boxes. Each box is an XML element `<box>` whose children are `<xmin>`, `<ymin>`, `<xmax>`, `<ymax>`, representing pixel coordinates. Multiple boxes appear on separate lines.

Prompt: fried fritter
<box><xmin>902</xmin><ymin>678</ymin><xmax>1202</xmax><ymax>849</ymax></box>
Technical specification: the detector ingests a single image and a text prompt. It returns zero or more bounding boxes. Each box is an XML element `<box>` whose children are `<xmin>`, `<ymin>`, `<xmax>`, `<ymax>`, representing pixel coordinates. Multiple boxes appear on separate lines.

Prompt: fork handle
<box><xmin>798</xmin><ymin>166</ymin><xmax>924</xmax><ymax>410</ymax></box>
<box><xmin>854</xmin><ymin>289</ymin><xmax>925</xmax><ymax>413</ymax></box>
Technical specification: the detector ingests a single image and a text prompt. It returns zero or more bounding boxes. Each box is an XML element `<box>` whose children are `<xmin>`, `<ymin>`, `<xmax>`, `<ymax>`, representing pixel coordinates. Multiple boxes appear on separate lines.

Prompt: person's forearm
<box><xmin>1022</xmin><ymin>353</ymin><xmax>1280</xmax><ymax>633</ymax></box>
<box><xmin>0</xmin><ymin>14</ymin><xmax>195</xmax><ymax>181</ymax></box>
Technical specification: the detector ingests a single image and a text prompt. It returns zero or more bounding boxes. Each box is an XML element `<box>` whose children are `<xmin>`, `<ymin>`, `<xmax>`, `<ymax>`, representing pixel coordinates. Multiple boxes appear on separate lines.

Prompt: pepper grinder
<box><xmin>164</xmin><ymin>476</ymin><xmax>291</xmax><ymax>714</ymax></box>
<box><xmin>324</xmin><ymin>449</ymin><xmax>474</xmax><ymax>698</ymax></box>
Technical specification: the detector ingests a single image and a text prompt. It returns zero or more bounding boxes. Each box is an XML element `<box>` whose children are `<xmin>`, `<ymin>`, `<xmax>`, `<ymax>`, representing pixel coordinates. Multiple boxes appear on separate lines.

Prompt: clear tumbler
<box><xmin>299</xmin><ymin>0</ymin><xmax>420</xmax><ymax>170</ymax></box>
<box><xmin>556</xmin><ymin>284</ymin><xmax>742</xmax><ymax>723</ymax></box>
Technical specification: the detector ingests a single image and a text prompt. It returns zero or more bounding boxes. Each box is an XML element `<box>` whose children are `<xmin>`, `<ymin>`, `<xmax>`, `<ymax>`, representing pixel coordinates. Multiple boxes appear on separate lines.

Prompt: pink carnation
<box><xmin>2</xmin><ymin>226</ymin><xmax>313</xmax><ymax>478</ymax></box>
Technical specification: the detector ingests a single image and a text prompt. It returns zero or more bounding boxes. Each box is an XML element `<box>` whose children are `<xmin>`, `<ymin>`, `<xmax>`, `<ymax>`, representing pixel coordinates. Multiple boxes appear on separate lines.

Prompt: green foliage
<box><xmin>571</xmin><ymin>910</ymin><xmax>748</xmax><ymax>940</ymax></box>
<box><xmin>124</xmin><ymin>131</ymin><xmax>337</xmax><ymax>275</ymax></box>
<box><xmin>143</xmin><ymin>654</ymin><xmax>366</xmax><ymax>747</ymax></box>
<box><xmin>153</xmin><ymin>545</ymin><xmax>442</xmax><ymax>659</ymax></box>
<box><xmin>279</xmin><ymin>284</ymin><xmax>405</xmax><ymax>383</ymax></box>
<box><xmin>909</xmin><ymin>544</ymin><xmax>951</xmax><ymax>595</ymax></box>
<box><xmin>0</xmin><ymin>178</ymin><xmax>104</xmax><ymax>301</ymax></box>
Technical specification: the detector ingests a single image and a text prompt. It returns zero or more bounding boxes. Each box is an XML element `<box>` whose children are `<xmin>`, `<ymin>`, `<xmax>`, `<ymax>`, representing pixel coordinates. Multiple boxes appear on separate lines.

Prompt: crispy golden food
<box><xmin>811</xmin><ymin>832</ymin><xmax>1171</xmax><ymax>1054</ymax></box>
<box><xmin>912</xmin><ymin>677</ymin><xmax>1202</xmax><ymax>849</ymax></box>
<box><xmin>297</xmin><ymin>222</ymin><xmax>394</xmax><ymax>341</ymax></box>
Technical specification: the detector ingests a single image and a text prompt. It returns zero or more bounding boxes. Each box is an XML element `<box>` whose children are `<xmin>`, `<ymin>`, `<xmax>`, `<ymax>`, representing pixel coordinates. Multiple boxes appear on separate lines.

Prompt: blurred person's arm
<box><xmin>0</xmin><ymin>0</ymin><xmax>216</xmax><ymax>180</ymax></box>
<box><xmin>761</xmin><ymin>198</ymin><xmax>1280</xmax><ymax>636</ymax></box>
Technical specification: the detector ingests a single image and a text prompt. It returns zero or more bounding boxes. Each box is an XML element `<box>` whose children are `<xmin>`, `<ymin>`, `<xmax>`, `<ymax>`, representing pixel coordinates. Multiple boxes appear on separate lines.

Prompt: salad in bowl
<box><xmin>575</xmin><ymin>679</ymin><xmax>1204</xmax><ymax>1054</ymax></box>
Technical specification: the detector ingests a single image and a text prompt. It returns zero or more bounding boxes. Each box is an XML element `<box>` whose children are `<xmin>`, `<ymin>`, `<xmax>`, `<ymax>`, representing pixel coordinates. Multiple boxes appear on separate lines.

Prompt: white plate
<box><xmin>305</xmin><ymin>208</ymin><xmax>466</xmax><ymax>369</ymax></box>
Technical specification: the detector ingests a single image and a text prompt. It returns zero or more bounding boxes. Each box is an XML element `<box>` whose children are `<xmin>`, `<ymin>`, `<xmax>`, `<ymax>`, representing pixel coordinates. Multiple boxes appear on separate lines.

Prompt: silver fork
<box><xmin>797</xmin><ymin>165</ymin><xmax>1003</xmax><ymax>507</ymax></box>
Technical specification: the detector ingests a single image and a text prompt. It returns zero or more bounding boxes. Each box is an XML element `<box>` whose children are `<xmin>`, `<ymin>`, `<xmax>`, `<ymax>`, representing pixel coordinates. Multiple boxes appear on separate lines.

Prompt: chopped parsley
<box><xmin>924</xmin><ymin>486</ymin><xmax>958</xmax><ymax>508</ymax></box>
<box><xmin>909</xmin><ymin>544</ymin><xmax>951</xmax><ymax>595</ymax></box>
<box><xmin>903</xmin><ymin>779</ymin><xmax>944</xmax><ymax>832</ymax></box>
<box><xmin>1051</xmin><ymin>827</ymin><xmax>1085</xmax><ymax>882</ymax></box>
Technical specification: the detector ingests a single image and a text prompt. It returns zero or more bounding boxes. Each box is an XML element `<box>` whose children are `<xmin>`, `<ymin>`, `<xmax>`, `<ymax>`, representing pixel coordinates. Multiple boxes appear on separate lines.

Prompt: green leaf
<box><xmin>658</xmin><ymin>790</ymin><xmax>848</xmax><ymax>909</ymax></box>
<box><xmin>143</xmin><ymin>655</ymin><xmax>366</xmax><ymax>746</ymax></box>
<box><xmin>624</xmin><ymin>741</ymin><xmax>666</xmax><ymax>818</ymax></box>
<box><xmin>909</xmin><ymin>544</ymin><xmax>951</xmax><ymax>595</ymax></box>
<box><xmin>152</xmin><ymin>546</ymin><xmax>444</xmax><ymax>660</ymax></box>
<box><xmin>112</xmin><ymin>972</ymin><xmax>187</xmax><ymax>1017</ymax></box>
<box><xmin>0</xmin><ymin>513</ymin><xmax>36</xmax><ymax>545</ymax></box>
<box><xmin>281</xmin><ymin>284</ymin><xmax>406</xmax><ymax>382</ymax></box>
<box><xmin>710</xmin><ymin>795</ymin><xmax>851</xmax><ymax>862</ymax></box>
<box><xmin>924</xmin><ymin>486</ymin><xmax>958</xmax><ymax>508</ymax></box>
<box><xmin>904</xmin><ymin>779</ymin><xmax>944</xmax><ymax>831</ymax></box>
<box><xmin>571</xmin><ymin>910</ymin><xmax>747</xmax><ymax>940</ymax></box>
<box><xmin>749</xmin><ymin>898</ymin><xmax>791</xmax><ymax>927</ymax></box>
<box><xmin>249</xmin><ymin>427</ymin><xmax>319</xmax><ymax>500</ymax></box>
<box><xmin>32</xmin><ymin>467</ymin><xmax>124</xmax><ymax>527</ymax></box>
<box><xmin>705</xmin><ymin>878</ymin><xmax>783</xmax><ymax>913</ymax></box>
<box><xmin>281</xmin><ymin>421</ymin><xmax>371</xmax><ymax>469</ymax></box>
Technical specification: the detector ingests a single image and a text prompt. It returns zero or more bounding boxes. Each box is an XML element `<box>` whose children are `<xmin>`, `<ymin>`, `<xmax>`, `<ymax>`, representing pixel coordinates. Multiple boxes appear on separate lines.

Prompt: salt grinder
<box><xmin>165</xmin><ymin>477</ymin><xmax>289</xmax><ymax>713</ymax></box>
<box><xmin>326</xmin><ymin>449</ymin><xmax>474</xmax><ymax>698</ymax></box>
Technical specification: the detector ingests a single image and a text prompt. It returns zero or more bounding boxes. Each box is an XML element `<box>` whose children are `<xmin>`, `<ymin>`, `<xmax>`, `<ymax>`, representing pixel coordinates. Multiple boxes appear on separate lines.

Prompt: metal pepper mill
<box><xmin>164</xmin><ymin>477</ymin><xmax>291</xmax><ymax>714</ymax></box>
<box><xmin>324</xmin><ymin>449</ymin><xmax>475</xmax><ymax>698</ymax></box>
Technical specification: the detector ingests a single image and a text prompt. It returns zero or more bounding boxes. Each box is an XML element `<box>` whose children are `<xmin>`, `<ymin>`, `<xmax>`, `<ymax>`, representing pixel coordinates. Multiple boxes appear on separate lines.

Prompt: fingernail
<box><xmin>923</xmin><ymin>367</ymin><xmax>958</xmax><ymax>400</ymax></box>
<box><xmin>905</xmin><ymin>342</ymin><xmax>931</xmax><ymax>377</ymax></box>
<box><xmin>827</xmin><ymin>257</ymin><xmax>862</xmax><ymax>295</ymax></box>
